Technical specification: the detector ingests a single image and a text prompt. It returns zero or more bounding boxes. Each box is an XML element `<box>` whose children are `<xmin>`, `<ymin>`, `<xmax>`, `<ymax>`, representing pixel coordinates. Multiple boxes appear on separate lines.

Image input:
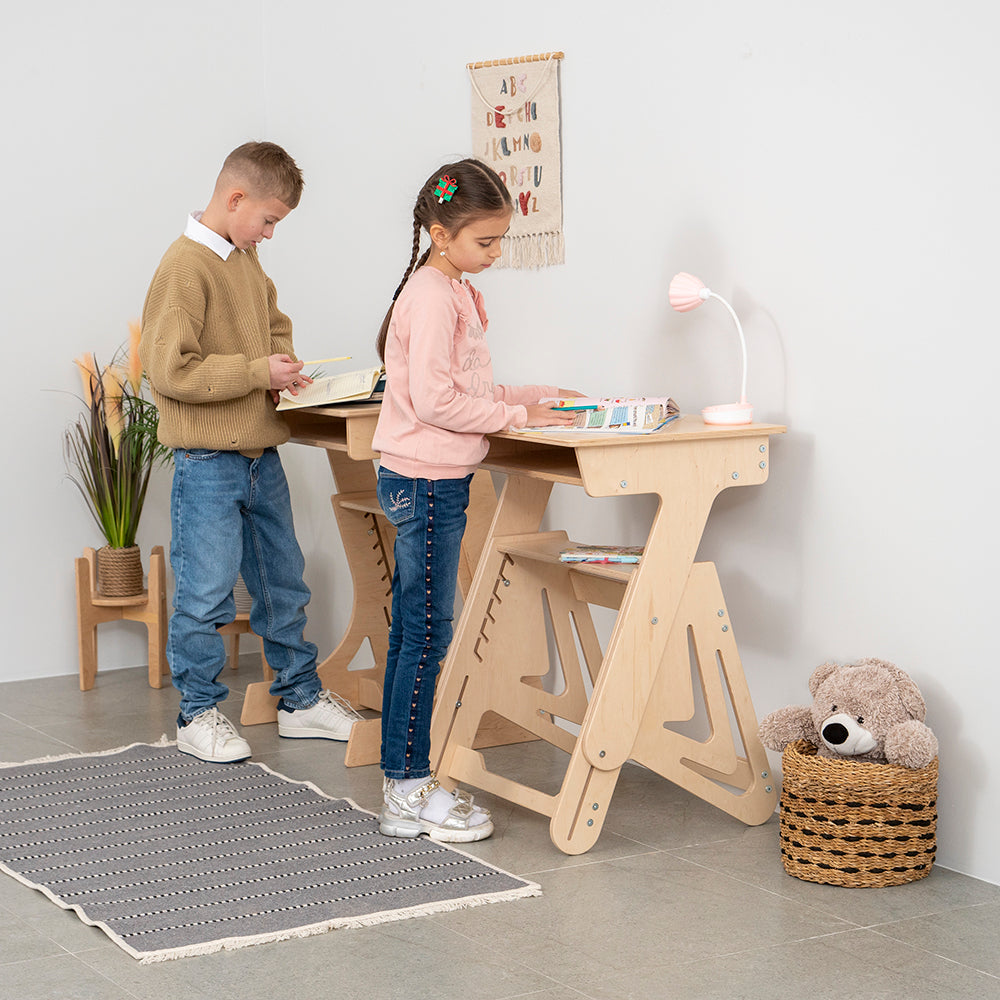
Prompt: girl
<box><xmin>372</xmin><ymin>158</ymin><xmax>578</xmax><ymax>842</ymax></box>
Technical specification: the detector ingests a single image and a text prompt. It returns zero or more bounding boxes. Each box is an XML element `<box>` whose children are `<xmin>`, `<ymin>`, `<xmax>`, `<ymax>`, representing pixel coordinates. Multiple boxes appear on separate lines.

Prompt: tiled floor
<box><xmin>2</xmin><ymin>663</ymin><xmax>999</xmax><ymax>1000</ymax></box>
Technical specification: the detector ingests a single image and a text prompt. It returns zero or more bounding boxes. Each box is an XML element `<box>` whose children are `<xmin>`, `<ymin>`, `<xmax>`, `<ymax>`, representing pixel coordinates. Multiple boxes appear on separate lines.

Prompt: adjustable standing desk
<box><xmin>428</xmin><ymin>416</ymin><xmax>786</xmax><ymax>855</ymax></box>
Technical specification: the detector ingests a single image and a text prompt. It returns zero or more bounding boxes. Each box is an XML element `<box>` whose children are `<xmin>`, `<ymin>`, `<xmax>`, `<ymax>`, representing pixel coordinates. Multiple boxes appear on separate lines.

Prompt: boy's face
<box><xmin>224</xmin><ymin>191</ymin><xmax>291</xmax><ymax>251</ymax></box>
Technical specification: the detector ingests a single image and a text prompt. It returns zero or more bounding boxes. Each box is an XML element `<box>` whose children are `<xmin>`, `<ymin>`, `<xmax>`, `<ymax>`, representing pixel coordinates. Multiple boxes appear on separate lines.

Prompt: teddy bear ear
<box><xmin>808</xmin><ymin>661</ymin><xmax>839</xmax><ymax>696</ymax></box>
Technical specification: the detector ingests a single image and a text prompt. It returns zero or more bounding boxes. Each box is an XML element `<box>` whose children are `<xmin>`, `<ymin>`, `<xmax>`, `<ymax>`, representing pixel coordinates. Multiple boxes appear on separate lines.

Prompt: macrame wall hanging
<box><xmin>468</xmin><ymin>51</ymin><xmax>564</xmax><ymax>269</ymax></box>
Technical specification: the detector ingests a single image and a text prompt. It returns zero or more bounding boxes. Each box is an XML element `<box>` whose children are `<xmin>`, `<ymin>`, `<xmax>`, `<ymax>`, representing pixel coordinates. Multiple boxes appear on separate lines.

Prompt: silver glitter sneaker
<box><xmin>379</xmin><ymin>774</ymin><xmax>494</xmax><ymax>843</ymax></box>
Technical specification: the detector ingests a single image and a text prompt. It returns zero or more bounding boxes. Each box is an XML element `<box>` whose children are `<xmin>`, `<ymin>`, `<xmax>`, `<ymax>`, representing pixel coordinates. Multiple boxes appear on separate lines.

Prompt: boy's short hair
<box><xmin>219</xmin><ymin>141</ymin><xmax>304</xmax><ymax>209</ymax></box>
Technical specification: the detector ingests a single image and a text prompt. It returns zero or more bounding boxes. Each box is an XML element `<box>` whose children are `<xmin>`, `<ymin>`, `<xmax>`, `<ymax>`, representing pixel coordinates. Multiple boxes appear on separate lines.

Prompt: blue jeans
<box><xmin>168</xmin><ymin>448</ymin><xmax>320</xmax><ymax>721</ymax></box>
<box><xmin>377</xmin><ymin>466</ymin><xmax>472</xmax><ymax>779</ymax></box>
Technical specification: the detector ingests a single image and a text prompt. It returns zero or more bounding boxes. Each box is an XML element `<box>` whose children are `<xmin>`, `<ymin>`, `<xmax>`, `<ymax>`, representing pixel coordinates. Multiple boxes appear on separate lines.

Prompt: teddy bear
<box><xmin>758</xmin><ymin>657</ymin><xmax>938</xmax><ymax>769</ymax></box>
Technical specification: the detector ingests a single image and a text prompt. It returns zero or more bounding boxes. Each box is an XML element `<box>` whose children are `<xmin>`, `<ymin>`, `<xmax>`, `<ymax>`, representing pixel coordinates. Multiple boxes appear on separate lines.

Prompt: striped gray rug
<box><xmin>0</xmin><ymin>742</ymin><xmax>538</xmax><ymax>962</ymax></box>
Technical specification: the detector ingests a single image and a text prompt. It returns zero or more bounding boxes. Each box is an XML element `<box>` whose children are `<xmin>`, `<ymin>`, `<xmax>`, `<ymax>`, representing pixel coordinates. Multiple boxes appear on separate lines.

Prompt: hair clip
<box><xmin>434</xmin><ymin>175</ymin><xmax>458</xmax><ymax>203</ymax></box>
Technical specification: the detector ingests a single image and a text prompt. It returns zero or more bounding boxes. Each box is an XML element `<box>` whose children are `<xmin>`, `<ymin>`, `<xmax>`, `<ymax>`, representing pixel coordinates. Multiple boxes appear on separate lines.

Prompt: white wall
<box><xmin>3</xmin><ymin>1</ymin><xmax>997</xmax><ymax>884</ymax></box>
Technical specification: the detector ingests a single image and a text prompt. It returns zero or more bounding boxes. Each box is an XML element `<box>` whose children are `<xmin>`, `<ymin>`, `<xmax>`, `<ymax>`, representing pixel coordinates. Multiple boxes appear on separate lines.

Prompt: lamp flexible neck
<box><xmin>708</xmin><ymin>291</ymin><xmax>747</xmax><ymax>404</ymax></box>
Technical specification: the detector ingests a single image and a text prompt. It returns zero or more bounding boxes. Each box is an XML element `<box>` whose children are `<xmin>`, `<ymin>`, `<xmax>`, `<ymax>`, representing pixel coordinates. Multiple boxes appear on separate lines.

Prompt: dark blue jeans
<box><xmin>168</xmin><ymin>448</ymin><xmax>320</xmax><ymax>721</ymax></box>
<box><xmin>376</xmin><ymin>466</ymin><xmax>472</xmax><ymax>779</ymax></box>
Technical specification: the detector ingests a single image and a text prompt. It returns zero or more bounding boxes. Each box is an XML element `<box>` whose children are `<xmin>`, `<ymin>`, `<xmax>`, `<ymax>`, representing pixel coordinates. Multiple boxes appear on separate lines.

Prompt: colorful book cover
<box><xmin>559</xmin><ymin>544</ymin><xmax>644</xmax><ymax>564</ymax></box>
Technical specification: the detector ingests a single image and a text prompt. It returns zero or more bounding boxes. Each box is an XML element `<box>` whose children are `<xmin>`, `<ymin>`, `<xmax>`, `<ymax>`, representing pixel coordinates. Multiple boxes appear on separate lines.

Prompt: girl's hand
<box><xmin>268</xmin><ymin>354</ymin><xmax>313</xmax><ymax>403</ymax></box>
<box><xmin>524</xmin><ymin>402</ymin><xmax>580</xmax><ymax>427</ymax></box>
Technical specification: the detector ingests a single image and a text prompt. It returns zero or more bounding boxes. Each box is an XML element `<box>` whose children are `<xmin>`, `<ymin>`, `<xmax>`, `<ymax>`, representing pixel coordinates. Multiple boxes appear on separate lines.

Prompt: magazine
<box><xmin>520</xmin><ymin>396</ymin><xmax>680</xmax><ymax>434</ymax></box>
<box><xmin>559</xmin><ymin>544</ymin><xmax>644</xmax><ymax>564</ymax></box>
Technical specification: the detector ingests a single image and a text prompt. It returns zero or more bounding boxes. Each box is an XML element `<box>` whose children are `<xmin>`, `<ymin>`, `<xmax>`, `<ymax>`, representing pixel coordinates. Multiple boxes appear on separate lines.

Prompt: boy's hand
<box><xmin>268</xmin><ymin>354</ymin><xmax>313</xmax><ymax>403</ymax></box>
<box><xmin>524</xmin><ymin>403</ymin><xmax>580</xmax><ymax>428</ymax></box>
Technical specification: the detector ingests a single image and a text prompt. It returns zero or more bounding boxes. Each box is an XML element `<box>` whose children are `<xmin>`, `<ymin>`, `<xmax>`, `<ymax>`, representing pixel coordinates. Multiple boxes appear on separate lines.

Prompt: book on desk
<box><xmin>277</xmin><ymin>366</ymin><xmax>385</xmax><ymax>411</ymax></box>
<box><xmin>518</xmin><ymin>396</ymin><xmax>680</xmax><ymax>434</ymax></box>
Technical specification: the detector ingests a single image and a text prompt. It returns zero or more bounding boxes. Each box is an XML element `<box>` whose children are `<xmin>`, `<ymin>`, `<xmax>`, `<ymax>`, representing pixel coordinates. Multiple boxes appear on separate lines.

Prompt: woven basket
<box><xmin>779</xmin><ymin>740</ymin><xmax>937</xmax><ymax>888</ymax></box>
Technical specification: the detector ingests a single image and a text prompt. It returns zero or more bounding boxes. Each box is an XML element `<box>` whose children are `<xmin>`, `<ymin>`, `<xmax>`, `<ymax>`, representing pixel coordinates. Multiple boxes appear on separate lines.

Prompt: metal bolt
<box><xmin>765</xmin><ymin>785</ymin><xmax>773</xmax><ymax>793</ymax></box>
<box><xmin>455</xmin><ymin>700</ymin><xmax>462</xmax><ymax>708</ymax></box>
<box><xmin>761</xmin><ymin>771</ymin><xmax>769</xmax><ymax>779</ymax></box>
<box><xmin>503</xmin><ymin>579</ymin><xmax>510</xmax><ymax>587</ymax></box>
<box><xmin>721</xmin><ymin>625</ymin><xmax>729</xmax><ymax>632</ymax></box>
<box><xmin>759</xmin><ymin>461</ymin><xmax>767</xmax><ymax>470</ymax></box>
<box><xmin>651</xmin><ymin>617</ymin><xmax>659</xmax><ymax>625</ymax></box>
<box><xmin>732</xmin><ymin>472</ymin><xmax>740</xmax><ymax>480</ymax></box>
<box><xmin>367</xmin><ymin>528</ymin><xmax>374</xmax><ymax>535</ymax></box>
<box><xmin>759</xmin><ymin>444</ymin><xmax>766</xmax><ymax>453</ymax></box>
<box><xmin>592</xmin><ymin>803</ymin><xmax>599</xmax><ymax>811</ymax></box>
<box><xmin>717</xmin><ymin>610</ymin><xmax>725</xmax><ymax>618</ymax></box>
<box><xmin>599</xmin><ymin>750</ymin><xmax>606</xmax><ymax>758</ymax></box>
<box><xmin>587</xmin><ymin>819</ymin><xmax>594</xmax><ymax>826</ymax></box>
<box><xmin>619</xmin><ymin>480</ymin><xmax>628</xmax><ymax>488</ymax></box>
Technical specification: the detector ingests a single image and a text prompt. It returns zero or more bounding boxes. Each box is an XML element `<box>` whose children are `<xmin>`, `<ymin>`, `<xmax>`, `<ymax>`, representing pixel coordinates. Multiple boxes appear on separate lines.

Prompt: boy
<box><xmin>140</xmin><ymin>141</ymin><xmax>359</xmax><ymax>762</ymax></box>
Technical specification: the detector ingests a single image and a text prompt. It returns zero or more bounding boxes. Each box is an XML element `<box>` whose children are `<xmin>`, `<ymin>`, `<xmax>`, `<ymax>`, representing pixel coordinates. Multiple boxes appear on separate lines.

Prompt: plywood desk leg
<box><xmin>630</xmin><ymin>562</ymin><xmax>778</xmax><ymax>824</ymax></box>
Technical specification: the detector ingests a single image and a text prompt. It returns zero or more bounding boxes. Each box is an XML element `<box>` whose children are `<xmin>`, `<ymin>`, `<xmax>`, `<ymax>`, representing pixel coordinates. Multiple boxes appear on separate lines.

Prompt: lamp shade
<box><xmin>668</xmin><ymin>272</ymin><xmax>710</xmax><ymax>312</ymax></box>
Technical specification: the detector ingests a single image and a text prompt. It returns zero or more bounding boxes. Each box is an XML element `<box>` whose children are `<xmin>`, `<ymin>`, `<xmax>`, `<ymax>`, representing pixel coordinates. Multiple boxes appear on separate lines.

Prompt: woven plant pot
<box><xmin>97</xmin><ymin>545</ymin><xmax>144</xmax><ymax>598</ymax></box>
<box><xmin>779</xmin><ymin>740</ymin><xmax>937</xmax><ymax>888</ymax></box>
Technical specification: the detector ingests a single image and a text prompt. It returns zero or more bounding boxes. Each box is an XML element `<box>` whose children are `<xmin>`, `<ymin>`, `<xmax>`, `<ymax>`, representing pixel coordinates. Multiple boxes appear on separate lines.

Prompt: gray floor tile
<box><xmin>589</xmin><ymin>927</ymin><xmax>1000</xmax><ymax>1000</ymax></box>
<box><xmin>875</xmin><ymin>901</ymin><xmax>1000</xmax><ymax>978</ymax></box>
<box><xmin>0</xmin><ymin>953</ymin><xmax>141</xmax><ymax>1000</ymax></box>
<box><xmin>431</xmin><ymin>850</ymin><xmax>852</xmax><ymax>993</ymax></box>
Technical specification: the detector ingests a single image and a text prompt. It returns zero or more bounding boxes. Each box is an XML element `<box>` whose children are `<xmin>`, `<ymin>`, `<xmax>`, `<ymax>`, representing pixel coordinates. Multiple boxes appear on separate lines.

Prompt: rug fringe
<box><xmin>137</xmin><ymin>882</ymin><xmax>542</xmax><ymax>963</ymax></box>
<box><xmin>0</xmin><ymin>737</ymin><xmax>172</xmax><ymax>769</ymax></box>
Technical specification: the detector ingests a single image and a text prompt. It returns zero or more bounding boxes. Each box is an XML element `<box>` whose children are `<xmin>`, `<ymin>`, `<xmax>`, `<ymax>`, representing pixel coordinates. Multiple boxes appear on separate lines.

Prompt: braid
<box><xmin>391</xmin><ymin>219</ymin><xmax>424</xmax><ymax>303</ymax></box>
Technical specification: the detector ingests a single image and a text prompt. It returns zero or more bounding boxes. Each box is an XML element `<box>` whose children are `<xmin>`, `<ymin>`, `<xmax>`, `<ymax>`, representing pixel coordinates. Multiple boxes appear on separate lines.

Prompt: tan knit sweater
<box><xmin>139</xmin><ymin>236</ymin><xmax>294</xmax><ymax>451</ymax></box>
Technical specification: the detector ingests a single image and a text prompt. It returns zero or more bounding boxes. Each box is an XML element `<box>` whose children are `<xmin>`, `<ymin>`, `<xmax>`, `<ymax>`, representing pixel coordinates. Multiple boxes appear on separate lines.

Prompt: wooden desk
<box><xmin>240</xmin><ymin>404</ymin><xmax>507</xmax><ymax>766</ymax></box>
<box><xmin>428</xmin><ymin>416</ymin><xmax>786</xmax><ymax>854</ymax></box>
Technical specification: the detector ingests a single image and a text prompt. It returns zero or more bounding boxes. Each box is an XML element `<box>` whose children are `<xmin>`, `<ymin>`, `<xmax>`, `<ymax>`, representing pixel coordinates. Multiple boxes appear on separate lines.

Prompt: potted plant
<box><xmin>65</xmin><ymin>322</ymin><xmax>172</xmax><ymax>597</ymax></box>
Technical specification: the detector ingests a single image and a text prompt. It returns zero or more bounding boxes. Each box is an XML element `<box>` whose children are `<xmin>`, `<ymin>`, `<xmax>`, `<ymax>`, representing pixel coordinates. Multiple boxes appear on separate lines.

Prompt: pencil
<box><xmin>301</xmin><ymin>356</ymin><xmax>351</xmax><ymax>365</ymax></box>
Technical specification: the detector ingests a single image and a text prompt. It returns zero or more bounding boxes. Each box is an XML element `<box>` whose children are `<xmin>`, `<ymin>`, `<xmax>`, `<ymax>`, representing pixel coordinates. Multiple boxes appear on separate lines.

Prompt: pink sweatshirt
<box><xmin>373</xmin><ymin>266</ymin><xmax>557</xmax><ymax>479</ymax></box>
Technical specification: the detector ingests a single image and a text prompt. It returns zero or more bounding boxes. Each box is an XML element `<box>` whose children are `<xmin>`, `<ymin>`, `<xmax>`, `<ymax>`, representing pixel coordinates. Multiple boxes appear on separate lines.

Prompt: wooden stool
<box><xmin>75</xmin><ymin>546</ymin><xmax>169</xmax><ymax>690</ymax></box>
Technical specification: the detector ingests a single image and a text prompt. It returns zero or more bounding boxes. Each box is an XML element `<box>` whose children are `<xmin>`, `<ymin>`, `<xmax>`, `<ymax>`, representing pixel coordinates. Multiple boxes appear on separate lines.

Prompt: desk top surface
<box><xmin>284</xmin><ymin>406</ymin><xmax>785</xmax><ymax>445</ymax></box>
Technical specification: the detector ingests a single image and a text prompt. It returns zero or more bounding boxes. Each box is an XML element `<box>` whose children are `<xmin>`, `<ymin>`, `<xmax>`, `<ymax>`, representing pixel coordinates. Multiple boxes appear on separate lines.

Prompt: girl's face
<box><xmin>432</xmin><ymin>211</ymin><xmax>512</xmax><ymax>279</ymax></box>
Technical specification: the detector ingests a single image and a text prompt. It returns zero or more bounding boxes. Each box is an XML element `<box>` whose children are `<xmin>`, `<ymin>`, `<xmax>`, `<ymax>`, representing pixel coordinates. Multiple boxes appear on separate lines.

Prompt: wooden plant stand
<box><xmin>75</xmin><ymin>546</ymin><xmax>169</xmax><ymax>690</ymax></box>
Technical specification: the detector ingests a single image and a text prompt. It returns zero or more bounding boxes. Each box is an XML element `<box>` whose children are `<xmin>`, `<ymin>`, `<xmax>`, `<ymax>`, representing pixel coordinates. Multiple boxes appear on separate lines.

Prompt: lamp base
<box><xmin>701</xmin><ymin>402</ymin><xmax>754</xmax><ymax>426</ymax></box>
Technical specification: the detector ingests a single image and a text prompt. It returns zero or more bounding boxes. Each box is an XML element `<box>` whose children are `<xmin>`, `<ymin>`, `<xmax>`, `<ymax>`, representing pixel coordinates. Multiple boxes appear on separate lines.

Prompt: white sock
<box><xmin>392</xmin><ymin>776</ymin><xmax>489</xmax><ymax>826</ymax></box>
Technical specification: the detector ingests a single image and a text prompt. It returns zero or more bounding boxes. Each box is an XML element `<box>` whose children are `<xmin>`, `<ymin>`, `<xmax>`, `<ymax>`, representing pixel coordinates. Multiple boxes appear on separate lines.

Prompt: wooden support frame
<box><xmin>428</xmin><ymin>417</ymin><xmax>786</xmax><ymax>854</ymax></box>
<box><xmin>75</xmin><ymin>546</ymin><xmax>169</xmax><ymax>690</ymax></box>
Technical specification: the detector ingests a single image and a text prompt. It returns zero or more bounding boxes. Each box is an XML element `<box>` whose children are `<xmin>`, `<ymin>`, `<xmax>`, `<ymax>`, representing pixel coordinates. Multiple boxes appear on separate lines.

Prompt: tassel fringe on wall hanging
<box><xmin>468</xmin><ymin>51</ymin><xmax>564</xmax><ymax>269</ymax></box>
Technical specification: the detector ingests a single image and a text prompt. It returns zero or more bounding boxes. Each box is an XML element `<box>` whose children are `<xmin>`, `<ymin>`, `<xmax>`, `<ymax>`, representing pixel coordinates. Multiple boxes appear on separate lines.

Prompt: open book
<box><xmin>276</xmin><ymin>365</ymin><xmax>385</xmax><ymax>411</ymax></box>
<box><xmin>521</xmin><ymin>396</ymin><xmax>680</xmax><ymax>434</ymax></box>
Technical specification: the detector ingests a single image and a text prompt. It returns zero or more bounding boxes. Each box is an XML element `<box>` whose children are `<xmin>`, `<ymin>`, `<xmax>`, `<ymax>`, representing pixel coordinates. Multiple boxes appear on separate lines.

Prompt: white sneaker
<box><xmin>177</xmin><ymin>708</ymin><xmax>251</xmax><ymax>763</ymax></box>
<box><xmin>277</xmin><ymin>690</ymin><xmax>361</xmax><ymax>741</ymax></box>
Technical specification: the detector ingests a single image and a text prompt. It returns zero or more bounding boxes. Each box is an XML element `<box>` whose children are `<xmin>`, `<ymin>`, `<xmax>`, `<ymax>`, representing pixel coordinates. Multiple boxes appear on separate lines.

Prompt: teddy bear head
<box><xmin>808</xmin><ymin>657</ymin><xmax>930</xmax><ymax>764</ymax></box>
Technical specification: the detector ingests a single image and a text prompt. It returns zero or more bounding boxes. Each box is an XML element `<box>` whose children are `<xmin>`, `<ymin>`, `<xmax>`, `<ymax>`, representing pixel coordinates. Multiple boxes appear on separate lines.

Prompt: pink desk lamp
<box><xmin>668</xmin><ymin>272</ymin><xmax>753</xmax><ymax>425</ymax></box>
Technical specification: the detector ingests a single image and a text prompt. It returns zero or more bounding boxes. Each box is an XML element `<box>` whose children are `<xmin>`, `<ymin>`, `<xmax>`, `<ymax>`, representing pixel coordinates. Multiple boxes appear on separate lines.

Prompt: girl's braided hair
<box><xmin>375</xmin><ymin>158</ymin><xmax>512</xmax><ymax>361</ymax></box>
